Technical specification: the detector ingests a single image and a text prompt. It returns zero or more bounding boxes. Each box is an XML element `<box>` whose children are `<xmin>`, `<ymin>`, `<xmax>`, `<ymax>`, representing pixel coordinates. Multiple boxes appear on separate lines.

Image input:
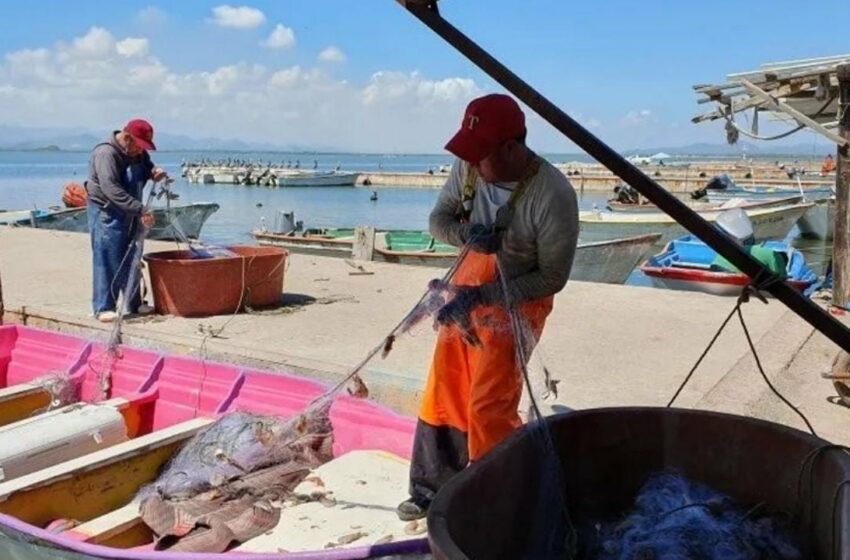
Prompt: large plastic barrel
<box><xmin>428</xmin><ymin>407</ymin><xmax>850</xmax><ymax>559</ymax></box>
<box><xmin>145</xmin><ymin>246</ymin><xmax>287</xmax><ymax>317</ymax></box>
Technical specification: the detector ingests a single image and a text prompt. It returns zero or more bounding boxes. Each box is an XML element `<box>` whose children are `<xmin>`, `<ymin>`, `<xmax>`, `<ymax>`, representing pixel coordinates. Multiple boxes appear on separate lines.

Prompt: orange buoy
<box><xmin>62</xmin><ymin>182</ymin><xmax>87</xmax><ymax>208</ymax></box>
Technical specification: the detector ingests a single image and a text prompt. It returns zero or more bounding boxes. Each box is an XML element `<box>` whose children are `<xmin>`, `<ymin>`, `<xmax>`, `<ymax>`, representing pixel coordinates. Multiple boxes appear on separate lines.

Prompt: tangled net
<box><xmin>593</xmin><ymin>472</ymin><xmax>801</xmax><ymax>560</ymax></box>
<box><xmin>33</xmin><ymin>370</ymin><xmax>79</xmax><ymax>412</ymax></box>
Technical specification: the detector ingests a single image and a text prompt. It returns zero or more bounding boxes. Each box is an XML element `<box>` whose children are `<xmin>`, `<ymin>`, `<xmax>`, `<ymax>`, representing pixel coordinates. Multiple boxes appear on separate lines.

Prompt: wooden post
<box><xmin>352</xmin><ymin>225</ymin><xmax>375</xmax><ymax>261</ymax></box>
<box><xmin>833</xmin><ymin>64</ymin><xmax>850</xmax><ymax>308</ymax></box>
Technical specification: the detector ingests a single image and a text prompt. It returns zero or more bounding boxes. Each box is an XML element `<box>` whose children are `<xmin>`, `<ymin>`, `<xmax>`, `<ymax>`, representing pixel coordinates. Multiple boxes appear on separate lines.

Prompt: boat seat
<box><xmin>0</xmin><ymin>403</ymin><xmax>128</xmax><ymax>483</ymax></box>
<box><xmin>64</xmin><ymin>500</ymin><xmax>143</xmax><ymax>545</ymax></box>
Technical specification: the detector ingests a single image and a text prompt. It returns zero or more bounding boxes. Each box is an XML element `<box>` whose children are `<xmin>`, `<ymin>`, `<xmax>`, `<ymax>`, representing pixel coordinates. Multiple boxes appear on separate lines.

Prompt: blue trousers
<box><xmin>88</xmin><ymin>200</ymin><xmax>142</xmax><ymax>315</ymax></box>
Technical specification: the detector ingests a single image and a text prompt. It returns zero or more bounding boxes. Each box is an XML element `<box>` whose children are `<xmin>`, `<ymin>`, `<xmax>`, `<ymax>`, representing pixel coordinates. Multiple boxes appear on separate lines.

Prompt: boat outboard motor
<box><xmin>715</xmin><ymin>208</ymin><xmax>755</xmax><ymax>245</ymax></box>
<box><xmin>612</xmin><ymin>183</ymin><xmax>640</xmax><ymax>204</ymax></box>
<box><xmin>691</xmin><ymin>174</ymin><xmax>735</xmax><ymax>200</ymax></box>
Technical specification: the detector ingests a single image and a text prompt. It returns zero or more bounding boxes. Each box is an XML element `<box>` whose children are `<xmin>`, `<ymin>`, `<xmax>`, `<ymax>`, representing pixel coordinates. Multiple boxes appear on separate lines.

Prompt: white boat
<box><xmin>606</xmin><ymin>195</ymin><xmax>802</xmax><ymax>213</ymax></box>
<box><xmin>273</xmin><ymin>170</ymin><xmax>359</xmax><ymax>187</ymax></box>
<box><xmin>797</xmin><ymin>196</ymin><xmax>835</xmax><ymax>240</ymax></box>
<box><xmin>579</xmin><ymin>202</ymin><xmax>813</xmax><ymax>245</ymax></box>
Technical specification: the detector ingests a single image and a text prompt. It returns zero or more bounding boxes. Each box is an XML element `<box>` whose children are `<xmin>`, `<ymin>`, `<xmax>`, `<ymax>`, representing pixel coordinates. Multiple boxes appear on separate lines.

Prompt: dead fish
<box><xmin>337</xmin><ymin>531</ymin><xmax>369</xmax><ymax>545</ymax></box>
<box><xmin>374</xmin><ymin>534</ymin><xmax>394</xmax><ymax>545</ymax></box>
<box><xmin>404</xmin><ymin>520</ymin><xmax>427</xmax><ymax>535</ymax></box>
<box><xmin>347</xmin><ymin>374</ymin><xmax>369</xmax><ymax>399</ymax></box>
<box><xmin>305</xmin><ymin>475</ymin><xmax>325</xmax><ymax>487</ymax></box>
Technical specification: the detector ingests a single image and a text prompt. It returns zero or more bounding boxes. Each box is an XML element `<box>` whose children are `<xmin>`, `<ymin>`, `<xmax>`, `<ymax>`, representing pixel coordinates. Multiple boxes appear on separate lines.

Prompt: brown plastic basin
<box><xmin>428</xmin><ymin>407</ymin><xmax>850</xmax><ymax>559</ymax></box>
<box><xmin>144</xmin><ymin>245</ymin><xmax>287</xmax><ymax>317</ymax></box>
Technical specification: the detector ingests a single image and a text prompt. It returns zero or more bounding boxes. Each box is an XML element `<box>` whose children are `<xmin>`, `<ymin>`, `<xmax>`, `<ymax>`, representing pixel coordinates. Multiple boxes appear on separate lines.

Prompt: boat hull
<box><xmin>0</xmin><ymin>324</ymin><xmax>426</xmax><ymax>559</ymax></box>
<box><xmin>797</xmin><ymin>197</ymin><xmax>835</xmax><ymax>240</ymax></box>
<box><xmin>580</xmin><ymin>203</ymin><xmax>812</xmax><ymax>245</ymax></box>
<box><xmin>641</xmin><ymin>266</ymin><xmax>809</xmax><ymax>296</ymax></box>
<box><xmin>253</xmin><ymin>230</ymin><xmax>661</xmax><ymax>284</ymax></box>
<box><xmin>7</xmin><ymin>204</ymin><xmax>220</xmax><ymax>241</ymax></box>
<box><xmin>706</xmin><ymin>186</ymin><xmax>833</xmax><ymax>203</ymax></box>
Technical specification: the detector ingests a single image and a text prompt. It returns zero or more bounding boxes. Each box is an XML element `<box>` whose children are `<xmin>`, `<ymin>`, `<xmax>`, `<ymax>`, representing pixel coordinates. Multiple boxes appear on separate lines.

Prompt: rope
<box><xmin>666</xmin><ymin>271</ymin><xmax>817</xmax><ymax>436</ymax></box>
<box><xmin>720</xmin><ymin>94</ymin><xmax>836</xmax><ymax>143</ymax></box>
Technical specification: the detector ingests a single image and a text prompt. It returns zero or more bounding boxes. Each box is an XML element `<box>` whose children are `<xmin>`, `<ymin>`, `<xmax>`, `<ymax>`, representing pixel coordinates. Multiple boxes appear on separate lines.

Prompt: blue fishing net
<box><xmin>593</xmin><ymin>472</ymin><xmax>802</xmax><ymax>560</ymax></box>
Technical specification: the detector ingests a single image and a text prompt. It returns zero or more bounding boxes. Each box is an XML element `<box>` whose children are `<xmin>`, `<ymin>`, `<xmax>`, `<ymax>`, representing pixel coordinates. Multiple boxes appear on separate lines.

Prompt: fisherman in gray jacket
<box><xmin>399</xmin><ymin>94</ymin><xmax>579</xmax><ymax>521</ymax></box>
<box><xmin>86</xmin><ymin>119</ymin><xmax>167</xmax><ymax>322</ymax></box>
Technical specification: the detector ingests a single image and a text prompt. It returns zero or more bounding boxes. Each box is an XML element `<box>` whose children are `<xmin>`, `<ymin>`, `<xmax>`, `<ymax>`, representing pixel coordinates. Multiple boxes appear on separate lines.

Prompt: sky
<box><xmin>0</xmin><ymin>1</ymin><xmax>845</xmax><ymax>153</ymax></box>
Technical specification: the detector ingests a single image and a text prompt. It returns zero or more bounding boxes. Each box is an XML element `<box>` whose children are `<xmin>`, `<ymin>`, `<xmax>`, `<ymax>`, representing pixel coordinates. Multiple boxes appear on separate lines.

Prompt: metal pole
<box><xmin>832</xmin><ymin>64</ymin><xmax>850</xmax><ymax>309</ymax></box>
<box><xmin>396</xmin><ymin>0</ymin><xmax>850</xmax><ymax>353</ymax></box>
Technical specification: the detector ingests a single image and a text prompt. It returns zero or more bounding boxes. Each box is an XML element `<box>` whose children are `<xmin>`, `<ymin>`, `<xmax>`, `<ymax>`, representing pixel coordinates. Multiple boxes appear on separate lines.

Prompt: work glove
<box><xmin>436</xmin><ymin>286</ymin><xmax>483</xmax><ymax>346</ymax></box>
<box><xmin>464</xmin><ymin>223</ymin><xmax>502</xmax><ymax>254</ymax></box>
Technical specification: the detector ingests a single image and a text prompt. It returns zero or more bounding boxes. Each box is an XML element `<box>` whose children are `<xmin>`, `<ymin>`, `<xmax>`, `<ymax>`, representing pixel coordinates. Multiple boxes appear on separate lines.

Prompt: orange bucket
<box><xmin>144</xmin><ymin>246</ymin><xmax>287</xmax><ymax>317</ymax></box>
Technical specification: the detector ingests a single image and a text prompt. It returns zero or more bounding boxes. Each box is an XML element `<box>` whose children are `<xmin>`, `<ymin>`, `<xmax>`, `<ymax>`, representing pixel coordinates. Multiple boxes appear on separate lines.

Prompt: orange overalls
<box><xmin>408</xmin><ymin>161</ymin><xmax>553</xmax><ymax>504</ymax></box>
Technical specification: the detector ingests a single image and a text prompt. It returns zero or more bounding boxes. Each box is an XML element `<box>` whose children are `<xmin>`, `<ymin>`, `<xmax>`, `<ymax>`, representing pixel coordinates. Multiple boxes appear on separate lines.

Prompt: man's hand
<box><xmin>436</xmin><ymin>286</ymin><xmax>484</xmax><ymax>346</ymax></box>
<box><xmin>152</xmin><ymin>167</ymin><xmax>168</xmax><ymax>182</ymax></box>
<box><xmin>464</xmin><ymin>223</ymin><xmax>501</xmax><ymax>254</ymax></box>
<box><xmin>141</xmin><ymin>211</ymin><xmax>155</xmax><ymax>228</ymax></box>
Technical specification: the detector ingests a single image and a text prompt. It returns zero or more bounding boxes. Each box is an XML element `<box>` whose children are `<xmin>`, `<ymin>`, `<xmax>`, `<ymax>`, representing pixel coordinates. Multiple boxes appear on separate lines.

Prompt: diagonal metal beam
<box><xmin>396</xmin><ymin>0</ymin><xmax>850</xmax><ymax>353</ymax></box>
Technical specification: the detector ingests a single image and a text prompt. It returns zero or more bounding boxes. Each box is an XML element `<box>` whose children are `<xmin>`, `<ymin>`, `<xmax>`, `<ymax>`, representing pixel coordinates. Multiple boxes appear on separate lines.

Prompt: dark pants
<box><xmin>88</xmin><ymin>199</ymin><xmax>141</xmax><ymax>315</ymax></box>
<box><xmin>408</xmin><ymin>419</ymin><xmax>469</xmax><ymax>504</ymax></box>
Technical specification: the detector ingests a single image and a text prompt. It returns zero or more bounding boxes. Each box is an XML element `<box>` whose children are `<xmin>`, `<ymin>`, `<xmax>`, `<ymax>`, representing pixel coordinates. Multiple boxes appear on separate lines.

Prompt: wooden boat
<box><xmin>0</xmin><ymin>324</ymin><xmax>427</xmax><ymax>558</ymax></box>
<box><xmin>605</xmin><ymin>194</ymin><xmax>802</xmax><ymax>213</ymax></box>
<box><xmin>252</xmin><ymin>229</ymin><xmax>662</xmax><ymax>285</ymax></box>
<box><xmin>579</xmin><ymin>202</ymin><xmax>813</xmax><ymax>245</ymax></box>
<box><xmin>0</xmin><ymin>203</ymin><xmax>219</xmax><ymax>241</ymax></box>
<box><xmin>640</xmin><ymin>235</ymin><xmax>819</xmax><ymax>297</ymax></box>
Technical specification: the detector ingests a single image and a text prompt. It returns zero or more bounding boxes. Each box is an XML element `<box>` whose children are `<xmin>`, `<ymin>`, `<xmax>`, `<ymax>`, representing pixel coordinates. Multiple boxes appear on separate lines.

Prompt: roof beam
<box><xmin>739</xmin><ymin>78</ymin><xmax>849</xmax><ymax>148</ymax></box>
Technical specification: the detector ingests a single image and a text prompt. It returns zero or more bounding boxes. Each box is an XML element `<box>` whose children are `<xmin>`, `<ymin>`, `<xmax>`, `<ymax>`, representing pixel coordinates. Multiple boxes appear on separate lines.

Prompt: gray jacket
<box><xmin>86</xmin><ymin>133</ymin><xmax>154</xmax><ymax>216</ymax></box>
<box><xmin>430</xmin><ymin>158</ymin><xmax>579</xmax><ymax>305</ymax></box>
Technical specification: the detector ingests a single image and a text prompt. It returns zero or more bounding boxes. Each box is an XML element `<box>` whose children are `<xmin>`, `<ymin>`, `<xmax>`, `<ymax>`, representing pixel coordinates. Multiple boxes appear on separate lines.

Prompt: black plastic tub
<box><xmin>428</xmin><ymin>407</ymin><xmax>850</xmax><ymax>559</ymax></box>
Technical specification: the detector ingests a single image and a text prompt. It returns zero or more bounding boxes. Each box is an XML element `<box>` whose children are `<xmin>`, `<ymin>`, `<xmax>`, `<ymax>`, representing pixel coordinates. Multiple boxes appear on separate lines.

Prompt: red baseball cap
<box><xmin>123</xmin><ymin>119</ymin><xmax>156</xmax><ymax>151</ymax></box>
<box><xmin>444</xmin><ymin>94</ymin><xmax>526</xmax><ymax>164</ymax></box>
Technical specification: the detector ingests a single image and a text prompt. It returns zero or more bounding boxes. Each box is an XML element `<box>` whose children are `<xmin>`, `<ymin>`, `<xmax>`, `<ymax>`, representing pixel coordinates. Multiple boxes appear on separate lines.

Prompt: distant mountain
<box><xmin>0</xmin><ymin>124</ymin><xmax>832</xmax><ymax>156</ymax></box>
<box><xmin>0</xmin><ymin>125</ymin><xmax>334</xmax><ymax>153</ymax></box>
<box><xmin>624</xmin><ymin>141</ymin><xmax>830</xmax><ymax>157</ymax></box>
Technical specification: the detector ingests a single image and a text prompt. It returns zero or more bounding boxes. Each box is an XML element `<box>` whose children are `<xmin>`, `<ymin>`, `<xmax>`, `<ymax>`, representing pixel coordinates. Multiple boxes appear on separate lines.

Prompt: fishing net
<box><xmin>138</xmin><ymin>397</ymin><xmax>334</xmax><ymax>502</ymax></box>
<box><xmin>591</xmin><ymin>472</ymin><xmax>801</xmax><ymax>560</ymax></box>
<box><xmin>32</xmin><ymin>370</ymin><xmax>79</xmax><ymax>411</ymax></box>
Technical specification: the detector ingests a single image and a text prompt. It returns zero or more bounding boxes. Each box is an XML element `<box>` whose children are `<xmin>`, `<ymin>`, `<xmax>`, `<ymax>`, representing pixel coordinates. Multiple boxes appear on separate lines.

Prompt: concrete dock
<box><xmin>2</xmin><ymin>227</ymin><xmax>848</xmax><ymax>444</ymax></box>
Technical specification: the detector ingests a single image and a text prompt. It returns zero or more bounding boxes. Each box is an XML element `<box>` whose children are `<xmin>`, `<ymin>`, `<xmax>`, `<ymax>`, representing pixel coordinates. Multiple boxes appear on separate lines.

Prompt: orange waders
<box><xmin>408</xmin><ymin>250</ymin><xmax>553</xmax><ymax>504</ymax></box>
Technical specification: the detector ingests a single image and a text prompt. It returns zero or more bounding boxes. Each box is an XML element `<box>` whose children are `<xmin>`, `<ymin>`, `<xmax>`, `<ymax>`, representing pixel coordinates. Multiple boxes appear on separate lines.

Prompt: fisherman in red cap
<box><xmin>86</xmin><ymin>119</ymin><xmax>168</xmax><ymax>322</ymax></box>
<box><xmin>398</xmin><ymin>94</ymin><xmax>579</xmax><ymax>521</ymax></box>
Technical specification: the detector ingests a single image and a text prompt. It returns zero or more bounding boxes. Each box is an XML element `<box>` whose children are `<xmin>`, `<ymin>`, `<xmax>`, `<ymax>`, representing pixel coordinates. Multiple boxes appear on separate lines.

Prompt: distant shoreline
<box><xmin>0</xmin><ymin>147</ymin><xmax>833</xmax><ymax>159</ymax></box>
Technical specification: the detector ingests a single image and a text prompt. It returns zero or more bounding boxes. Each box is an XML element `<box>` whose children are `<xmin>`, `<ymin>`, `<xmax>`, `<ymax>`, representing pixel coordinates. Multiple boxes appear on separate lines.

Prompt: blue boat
<box><xmin>641</xmin><ymin>235</ymin><xmax>821</xmax><ymax>297</ymax></box>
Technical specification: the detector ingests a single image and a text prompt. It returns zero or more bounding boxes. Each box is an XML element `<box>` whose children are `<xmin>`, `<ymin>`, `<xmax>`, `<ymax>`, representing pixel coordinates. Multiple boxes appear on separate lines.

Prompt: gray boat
<box><xmin>252</xmin><ymin>228</ymin><xmax>661</xmax><ymax>285</ymax></box>
<box><xmin>0</xmin><ymin>203</ymin><xmax>220</xmax><ymax>241</ymax></box>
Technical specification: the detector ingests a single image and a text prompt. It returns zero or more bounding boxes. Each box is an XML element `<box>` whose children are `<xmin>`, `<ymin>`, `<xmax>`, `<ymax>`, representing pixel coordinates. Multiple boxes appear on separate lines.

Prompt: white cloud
<box><xmin>137</xmin><ymin>6</ymin><xmax>167</xmax><ymax>26</ymax></box>
<box><xmin>116</xmin><ymin>38</ymin><xmax>149</xmax><ymax>58</ymax></box>
<box><xmin>624</xmin><ymin>109</ymin><xmax>653</xmax><ymax>125</ymax></box>
<box><xmin>210</xmin><ymin>5</ymin><xmax>266</xmax><ymax>29</ymax></box>
<box><xmin>269</xmin><ymin>66</ymin><xmax>302</xmax><ymax>88</ymax></box>
<box><xmin>0</xmin><ymin>27</ymin><xmax>485</xmax><ymax>152</ymax></box>
<box><xmin>262</xmin><ymin>24</ymin><xmax>296</xmax><ymax>49</ymax></box>
<box><xmin>318</xmin><ymin>46</ymin><xmax>346</xmax><ymax>63</ymax></box>
<box><xmin>71</xmin><ymin>27</ymin><xmax>114</xmax><ymax>58</ymax></box>
<box><xmin>362</xmin><ymin>71</ymin><xmax>479</xmax><ymax>106</ymax></box>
